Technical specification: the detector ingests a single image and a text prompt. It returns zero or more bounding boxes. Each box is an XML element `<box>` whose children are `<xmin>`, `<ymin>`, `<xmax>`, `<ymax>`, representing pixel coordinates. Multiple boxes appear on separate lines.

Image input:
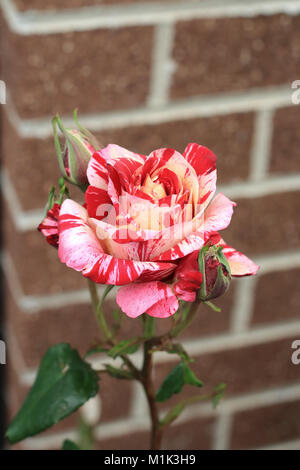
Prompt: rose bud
<box><xmin>198</xmin><ymin>244</ymin><xmax>232</xmax><ymax>301</ymax></box>
<box><xmin>52</xmin><ymin>110</ymin><xmax>100</xmax><ymax>190</ymax></box>
<box><xmin>38</xmin><ymin>199</ymin><xmax>60</xmax><ymax>248</ymax></box>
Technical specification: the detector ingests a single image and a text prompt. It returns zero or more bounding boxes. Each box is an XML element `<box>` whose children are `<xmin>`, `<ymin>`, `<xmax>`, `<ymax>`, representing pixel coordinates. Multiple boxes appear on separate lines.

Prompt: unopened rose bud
<box><xmin>52</xmin><ymin>110</ymin><xmax>100</xmax><ymax>190</ymax></box>
<box><xmin>198</xmin><ymin>244</ymin><xmax>231</xmax><ymax>301</ymax></box>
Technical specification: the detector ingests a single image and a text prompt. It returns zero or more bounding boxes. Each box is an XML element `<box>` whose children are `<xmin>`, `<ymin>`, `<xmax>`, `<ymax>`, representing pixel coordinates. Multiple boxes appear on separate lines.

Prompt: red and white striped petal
<box><xmin>197</xmin><ymin>169</ymin><xmax>217</xmax><ymax>208</ymax></box>
<box><xmin>203</xmin><ymin>193</ymin><xmax>236</xmax><ymax>235</ymax></box>
<box><xmin>141</xmin><ymin>148</ymin><xmax>199</xmax><ymax>209</ymax></box>
<box><xmin>85</xmin><ymin>185</ymin><xmax>113</xmax><ymax>219</ymax></box>
<box><xmin>85</xmin><ymin>254</ymin><xmax>176</xmax><ymax>285</ymax></box>
<box><xmin>155</xmin><ymin>230</ymin><xmax>205</xmax><ymax>261</ymax></box>
<box><xmin>116</xmin><ymin>282</ymin><xmax>179</xmax><ymax>318</ymax></box>
<box><xmin>87</xmin><ymin>145</ymin><xmax>145</xmax><ymax>191</ymax></box>
<box><xmin>100</xmin><ymin>144</ymin><xmax>146</xmax><ymax>166</ymax></box>
<box><xmin>58</xmin><ymin>199</ymin><xmax>176</xmax><ymax>285</ymax></box>
<box><xmin>153</xmin><ymin>193</ymin><xmax>234</xmax><ymax>261</ymax></box>
<box><xmin>183</xmin><ymin>143</ymin><xmax>217</xmax><ymax>177</ymax></box>
<box><xmin>87</xmin><ymin>152</ymin><xmax>108</xmax><ymax>189</ymax></box>
<box><xmin>220</xmin><ymin>240</ymin><xmax>260</xmax><ymax>276</ymax></box>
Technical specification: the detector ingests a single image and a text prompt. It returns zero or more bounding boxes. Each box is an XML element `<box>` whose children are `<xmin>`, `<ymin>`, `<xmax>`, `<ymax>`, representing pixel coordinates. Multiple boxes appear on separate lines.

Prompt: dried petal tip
<box><xmin>38</xmin><ymin>203</ymin><xmax>60</xmax><ymax>248</ymax></box>
<box><xmin>38</xmin><ymin>180</ymin><xmax>69</xmax><ymax>248</ymax></box>
<box><xmin>52</xmin><ymin>111</ymin><xmax>100</xmax><ymax>190</ymax></box>
<box><xmin>198</xmin><ymin>244</ymin><xmax>231</xmax><ymax>301</ymax></box>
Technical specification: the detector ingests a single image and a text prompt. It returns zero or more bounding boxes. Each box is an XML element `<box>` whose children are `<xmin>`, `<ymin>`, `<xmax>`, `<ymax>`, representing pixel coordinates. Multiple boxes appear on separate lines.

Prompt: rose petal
<box><xmin>220</xmin><ymin>239</ymin><xmax>260</xmax><ymax>276</ymax></box>
<box><xmin>87</xmin><ymin>152</ymin><xmax>108</xmax><ymax>189</ymax></box>
<box><xmin>203</xmin><ymin>193</ymin><xmax>236</xmax><ymax>234</ymax></box>
<box><xmin>100</xmin><ymin>144</ymin><xmax>146</xmax><ymax>166</ymax></box>
<box><xmin>183</xmin><ymin>143</ymin><xmax>217</xmax><ymax>176</ymax></box>
<box><xmin>58</xmin><ymin>199</ymin><xmax>176</xmax><ymax>285</ymax></box>
<box><xmin>153</xmin><ymin>193</ymin><xmax>235</xmax><ymax>261</ymax></box>
<box><xmin>85</xmin><ymin>185</ymin><xmax>112</xmax><ymax>219</ymax></box>
<box><xmin>116</xmin><ymin>282</ymin><xmax>178</xmax><ymax>318</ymax></box>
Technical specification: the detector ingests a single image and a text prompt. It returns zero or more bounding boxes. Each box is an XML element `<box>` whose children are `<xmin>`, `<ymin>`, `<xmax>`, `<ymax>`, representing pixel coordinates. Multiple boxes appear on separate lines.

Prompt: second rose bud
<box><xmin>52</xmin><ymin>110</ymin><xmax>100</xmax><ymax>191</ymax></box>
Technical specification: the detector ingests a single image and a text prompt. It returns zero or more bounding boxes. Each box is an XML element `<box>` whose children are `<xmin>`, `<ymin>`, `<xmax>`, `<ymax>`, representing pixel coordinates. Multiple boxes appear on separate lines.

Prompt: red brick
<box><xmin>162</xmin><ymin>416</ymin><xmax>215</xmax><ymax>450</ymax></box>
<box><xmin>5</xmin><ymin>287</ymin><xmax>100</xmax><ymax>368</ymax></box>
<box><xmin>224</xmin><ymin>192</ymin><xmax>300</xmax><ymax>257</ymax></box>
<box><xmin>252</xmin><ymin>268</ymin><xmax>300</xmax><ymax>326</ymax></box>
<box><xmin>171</xmin><ymin>15</ymin><xmax>300</xmax><ymax>99</ymax></box>
<box><xmin>2</xmin><ymin>23</ymin><xmax>153</xmax><ymax>118</ymax></box>
<box><xmin>231</xmin><ymin>400</ymin><xmax>300</xmax><ymax>449</ymax></box>
<box><xmin>270</xmin><ymin>106</ymin><xmax>300</xmax><ymax>175</ymax></box>
<box><xmin>2</xmin><ymin>113</ymin><xmax>63</xmax><ymax>211</ymax></box>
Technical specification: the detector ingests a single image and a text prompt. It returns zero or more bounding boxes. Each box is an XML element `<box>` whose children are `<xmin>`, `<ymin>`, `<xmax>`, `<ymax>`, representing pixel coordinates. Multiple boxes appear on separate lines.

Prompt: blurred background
<box><xmin>0</xmin><ymin>0</ymin><xmax>300</xmax><ymax>450</ymax></box>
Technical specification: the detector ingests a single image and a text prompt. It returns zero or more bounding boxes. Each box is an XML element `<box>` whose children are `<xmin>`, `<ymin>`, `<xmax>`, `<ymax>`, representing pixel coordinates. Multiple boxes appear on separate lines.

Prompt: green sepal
<box><xmin>73</xmin><ymin>109</ymin><xmax>101</xmax><ymax>150</ymax></box>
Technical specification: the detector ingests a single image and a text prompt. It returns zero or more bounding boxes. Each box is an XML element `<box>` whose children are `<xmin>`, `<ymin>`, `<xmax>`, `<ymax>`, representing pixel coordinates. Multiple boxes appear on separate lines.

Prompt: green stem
<box><xmin>169</xmin><ymin>300</ymin><xmax>201</xmax><ymax>338</ymax></box>
<box><xmin>160</xmin><ymin>389</ymin><xmax>220</xmax><ymax>429</ymax></box>
<box><xmin>142</xmin><ymin>340</ymin><xmax>162</xmax><ymax>450</ymax></box>
<box><xmin>143</xmin><ymin>315</ymin><xmax>155</xmax><ymax>340</ymax></box>
<box><xmin>87</xmin><ymin>279</ymin><xmax>141</xmax><ymax>380</ymax></box>
<box><xmin>87</xmin><ymin>279</ymin><xmax>112</xmax><ymax>342</ymax></box>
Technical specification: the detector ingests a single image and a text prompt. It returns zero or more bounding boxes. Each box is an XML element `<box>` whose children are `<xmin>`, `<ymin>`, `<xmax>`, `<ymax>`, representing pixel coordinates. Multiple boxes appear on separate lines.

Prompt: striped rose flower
<box><xmin>58</xmin><ymin>144</ymin><xmax>258</xmax><ymax>317</ymax></box>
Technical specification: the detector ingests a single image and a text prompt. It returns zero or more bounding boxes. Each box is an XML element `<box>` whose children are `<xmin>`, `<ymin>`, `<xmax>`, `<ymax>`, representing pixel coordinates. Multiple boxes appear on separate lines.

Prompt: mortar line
<box><xmin>250</xmin><ymin>109</ymin><xmax>274</xmax><ymax>181</ymax></box>
<box><xmin>3</xmin><ymin>0</ymin><xmax>300</xmax><ymax>34</ymax></box>
<box><xmin>5</xmin><ymin>85</ymin><xmax>293</xmax><ymax>139</ymax></box>
<box><xmin>148</xmin><ymin>22</ymin><xmax>175</xmax><ymax>108</ymax></box>
<box><xmin>230</xmin><ymin>277</ymin><xmax>258</xmax><ymax>334</ymax></box>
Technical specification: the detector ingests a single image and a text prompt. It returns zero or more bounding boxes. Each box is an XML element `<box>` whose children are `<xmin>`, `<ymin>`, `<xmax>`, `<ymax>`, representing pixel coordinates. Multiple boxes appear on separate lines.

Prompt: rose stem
<box><xmin>142</xmin><ymin>339</ymin><xmax>162</xmax><ymax>450</ymax></box>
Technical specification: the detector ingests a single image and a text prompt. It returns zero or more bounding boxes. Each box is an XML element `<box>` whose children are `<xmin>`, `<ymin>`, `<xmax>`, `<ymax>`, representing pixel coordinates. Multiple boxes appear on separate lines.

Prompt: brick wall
<box><xmin>1</xmin><ymin>0</ymin><xmax>300</xmax><ymax>450</ymax></box>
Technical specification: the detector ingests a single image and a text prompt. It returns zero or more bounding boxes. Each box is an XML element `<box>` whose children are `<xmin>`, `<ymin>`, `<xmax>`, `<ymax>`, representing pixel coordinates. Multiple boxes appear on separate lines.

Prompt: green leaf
<box><xmin>155</xmin><ymin>362</ymin><xmax>203</xmax><ymax>403</ymax></box>
<box><xmin>108</xmin><ymin>339</ymin><xmax>140</xmax><ymax>359</ymax></box>
<box><xmin>6</xmin><ymin>343</ymin><xmax>99</xmax><ymax>444</ymax></box>
<box><xmin>156</xmin><ymin>363</ymin><xmax>185</xmax><ymax>402</ymax></box>
<box><xmin>104</xmin><ymin>364</ymin><xmax>134</xmax><ymax>380</ymax></box>
<box><xmin>183</xmin><ymin>366</ymin><xmax>203</xmax><ymax>387</ymax></box>
<box><xmin>62</xmin><ymin>439</ymin><xmax>80</xmax><ymax>450</ymax></box>
<box><xmin>212</xmin><ymin>383</ymin><xmax>226</xmax><ymax>408</ymax></box>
